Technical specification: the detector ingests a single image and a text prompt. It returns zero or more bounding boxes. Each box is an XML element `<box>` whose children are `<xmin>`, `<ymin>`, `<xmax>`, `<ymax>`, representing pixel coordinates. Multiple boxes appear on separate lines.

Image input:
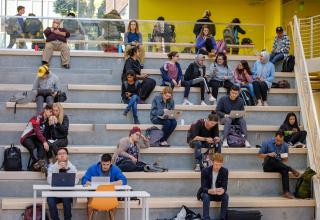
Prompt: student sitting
<box><xmin>258</xmin><ymin>131</ymin><xmax>300</xmax><ymax>199</ymax></box>
<box><xmin>198</xmin><ymin>153</ymin><xmax>229</xmax><ymax>220</ymax></box>
<box><xmin>280</xmin><ymin>112</ymin><xmax>307</xmax><ymax>148</ymax></box>
<box><xmin>47</xmin><ymin>147</ymin><xmax>77</xmax><ymax>220</ymax></box>
<box><xmin>208</xmin><ymin>52</ymin><xmax>234</xmax><ymax>101</ymax></box>
<box><xmin>160</xmin><ymin>51</ymin><xmax>194</xmax><ymax>105</ymax></box>
<box><xmin>252</xmin><ymin>51</ymin><xmax>275</xmax><ymax>106</ymax></box>
<box><xmin>124</xmin><ymin>20</ymin><xmax>145</xmax><ymax>66</ymax></box>
<box><xmin>234</xmin><ymin>60</ymin><xmax>255</xmax><ymax>100</ymax></box>
<box><xmin>45</xmin><ymin>103</ymin><xmax>69</xmax><ymax>164</ymax></box>
<box><xmin>196</xmin><ymin>25</ymin><xmax>217</xmax><ymax>57</ymax></box>
<box><xmin>42</xmin><ymin>19</ymin><xmax>70</xmax><ymax>69</ymax></box>
<box><xmin>32</xmin><ymin>64</ymin><xmax>60</xmax><ymax>113</ymax></box>
<box><xmin>270</xmin><ymin>27</ymin><xmax>290</xmax><ymax>65</ymax></box>
<box><xmin>216</xmin><ymin>85</ymin><xmax>250</xmax><ymax>147</ymax></box>
<box><xmin>188</xmin><ymin>112</ymin><xmax>221</xmax><ymax>172</ymax></box>
<box><xmin>20</xmin><ymin>104</ymin><xmax>52</xmax><ymax>172</ymax></box>
<box><xmin>122</xmin><ymin>46</ymin><xmax>156</xmax><ymax>102</ymax></box>
<box><xmin>150</xmin><ymin>87</ymin><xmax>177</xmax><ymax>146</ymax></box>
<box><xmin>113</xmin><ymin>127</ymin><xmax>150</xmax><ymax>172</ymax></box>
<box><xmin>184</xmin><ymin>54</ymin><xmax>215</xmax><ymax>105</ymax></box>
<box><xmin>121</xmin><ymin>71</ymin><xmax>141</xmax><ymax>124</ymax></box>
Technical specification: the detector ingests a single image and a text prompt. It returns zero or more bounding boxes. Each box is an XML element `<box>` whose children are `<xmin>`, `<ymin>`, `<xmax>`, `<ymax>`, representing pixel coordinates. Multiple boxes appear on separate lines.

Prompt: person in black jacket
<box><xmin>122</xmin><ymin>71</ymin><xmax>141</xmax><ymax>124</ymax></box>
<box><xmin>193</xmin><ymin>10</ymin><xmax>216</xmax><ymax>37</ymax></box>
<box><xmin>184</xmin><ymin>54</ymin><xmax>215</xmax><ymax>105</ymax></box>
<box><xmin>198</xmin><ymin>153</ymin><xmax>229</xmax><ymax>220</ymax></box>
<box><xmin>45</xmin><ymin>103</ymin><xmax>69</xmax><ymax>164</ymax></box>
<box><xmin>122</xmin><ymin>46</ymin><xmax>156</xmax><ymax>103</ymax></box>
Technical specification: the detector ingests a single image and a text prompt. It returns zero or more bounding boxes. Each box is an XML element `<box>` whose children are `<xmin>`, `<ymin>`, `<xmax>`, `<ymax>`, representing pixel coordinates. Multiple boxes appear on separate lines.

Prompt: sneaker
<box><xmin>182</xmin><ymin>99</ymin><xmax>193</xmax><ymax>105</ymax></box>
<box><xmin>222</xmin><ymin>139</ymin><xmax>228</xmax><ymax>147</ymax></box>
<box><xmin>283</xmin><ymin>192</ymin><xmax>295</xmax><ymax>199</ymax></box>
<box><xmin>293</xmin><ymin>142</ymin><xmax>304</xmax><ymax>148</ymax></box>
<box><xmin>245</xmin><ymin>140</ymin><xmax>251</xmax><ymax>148</ymax></box>
<box><xmin>201</xmin><ymin>101</ymin><xmax>207</xmax><ymax>106</ymax></box>
<box><xmin>123</xmin><ymin>110</ymin><xmax>129</xmax><ymax>117</ymax></box>
<box><xmin>209</xmin><ymin>95</ymin><xmax>216</xmax><ymax>102</ymax></box>
<box><xmin>263</xmin><ymin>101</ymin><xmax>268</xmax><ymax>106</ymax></box>
<box><xmin>194</xmin><ymin>164</ymin><xmax>201</xmax><ymax>172</ymax></box>
<box><xmin>256</xmin><ymin>100</ymin><xmax>262</xmax><ymax>106</ymax></box>
<box><xmin>160</xmin><ymin>141</ymin><xmax>170</xmax><ymax>147</ymax></box>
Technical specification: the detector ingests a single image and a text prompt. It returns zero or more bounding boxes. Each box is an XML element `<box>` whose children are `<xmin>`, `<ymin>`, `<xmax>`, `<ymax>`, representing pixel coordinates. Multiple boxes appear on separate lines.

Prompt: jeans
<box><xmin>191</xmin><ymin>141</ymin><xmax>221</xmax><ymax>164</ymax></box>
<box><xmin>202</xmin><ymin>192</ymin><xmax>229</xmax><ymax>220</ymax></box>
<box><xmin>263</xmin><ymin>157</ymin><xmax>293</xmax><ymax>193</ymax></box>
<box><xmin>270</xmin><ymin>52</ymin><xmax>285</xmax><ymax>64</ymax></box>
<box><xmin>22</xmin><ymin>136</ymin><xmax>46</xmax><ymax>162</ymax></box>
<box><xmin>36</xmin><ymin>95</ymin><xmax>54</xmax><ymax>113</ymax></box>
<box><xmin>284</xmin><ymin>131</ymin><xmax>307</xmax><ymax>144</ymax></box>
<box><xmin>47</xmin><ymin>197</ymin><xmax>73</xmax><ymax>220</ymax></box>
<box><xmin>151</xmin><ymin>118</ymin><xmax>177</xmax><ymax>142</ymax></box>
<box><xmin>116</xmin><ymin>158</ymin><xmax>146</xmax><ymax>172</ymax></box>
<box><xmin>252</xmin><ymin>81</ymin><xmax>269</xmax><ymax>101</ymax></box>
<box><xmin>124</xmin><ymin>94</ymin><xmax>140</xmax><ymax>120</ymax></box>
<box><xmin>209</xmin><ymin>80</ymin><xmax>233</xmax><ymax>99</ymax></box>
<box><xmin>236</xmin><ymin>83</ymin><xmax>255</xmax><ymax>98</ymax></box>
<box><xmin>47</xmin><ymin>138</ymin><xmax>68</xmax><ymax>159</ymax></box>
<box><xmin>222</xmin><ymin>117</ymin><xmax>247</xmax><ymax>140</ymax></box>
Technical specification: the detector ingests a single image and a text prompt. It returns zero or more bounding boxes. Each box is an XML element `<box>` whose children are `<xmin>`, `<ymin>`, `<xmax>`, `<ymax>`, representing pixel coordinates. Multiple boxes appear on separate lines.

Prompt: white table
<box><xmin>33</xmin><ymin>185</ymin><xmax>132</xmax><ymax>220</ymax></box>
<box><xmin>41</xmin><ymin>190</ymin><xmax>150</xmax><ymax>220</ymax></box>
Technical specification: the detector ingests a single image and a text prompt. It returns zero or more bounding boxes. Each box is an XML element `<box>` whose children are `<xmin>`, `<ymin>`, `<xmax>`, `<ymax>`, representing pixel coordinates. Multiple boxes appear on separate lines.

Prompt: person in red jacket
<box><xmin>20</xmin><ymin>105</ymin><xmax>52</xmax><ymax>172</ymax></box>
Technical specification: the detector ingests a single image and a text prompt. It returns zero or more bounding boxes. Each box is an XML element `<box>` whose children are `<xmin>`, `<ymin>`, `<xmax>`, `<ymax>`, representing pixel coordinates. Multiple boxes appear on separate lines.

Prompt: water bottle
<box><xmin>180</xmin><ymin>118</ymin><xmax>185</xmax><ymax>125</ymax></box>
<box><xmin>118</xmin><ymin>44</ymin><xmax>122</xmax><ymax>54</ymax></box>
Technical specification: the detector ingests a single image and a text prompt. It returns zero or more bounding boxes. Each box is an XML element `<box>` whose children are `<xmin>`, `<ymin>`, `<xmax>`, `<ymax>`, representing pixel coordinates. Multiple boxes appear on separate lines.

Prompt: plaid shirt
<box><xmin>272</xmin><ymin>34</ymin><xmax>290</xmax><ymax>56</ymax></box>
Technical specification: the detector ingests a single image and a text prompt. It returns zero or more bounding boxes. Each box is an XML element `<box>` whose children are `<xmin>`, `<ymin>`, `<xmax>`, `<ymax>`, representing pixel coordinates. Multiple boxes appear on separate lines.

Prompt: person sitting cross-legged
<box><xmin>258</xmin><ymin>131</ymin><xmax>300</xmax><ymax>199</ymax></box>
<box><xmin>216</xmin><ymin>85</ymin><xmax>250</xmax><ymax>147</ymax></box>
<box><xmin>198</xmin><ymin>153</ymin><xmax>229</xmax><ymax>220</ymax></box>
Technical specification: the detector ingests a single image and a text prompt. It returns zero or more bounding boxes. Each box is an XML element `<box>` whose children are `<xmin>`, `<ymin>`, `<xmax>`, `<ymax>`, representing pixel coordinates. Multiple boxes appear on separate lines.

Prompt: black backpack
<box><xmin>227</xmin><ymin>125</ymin><xmax>246</xmax><ymax>147</ymax></box>
<box><xmin>145</xmin><ymin>126</ymin><xmax>164</xmax><ymax>147</ymax></box>
<box><xmin>282</xmin><ymin>55</ymin><xmax>295</xmax><ymax>72</ymax></box>
<box><xmin>2</xmin><ymin>144</ymin><xmax>22</xmax><ymax>171</ymax></box>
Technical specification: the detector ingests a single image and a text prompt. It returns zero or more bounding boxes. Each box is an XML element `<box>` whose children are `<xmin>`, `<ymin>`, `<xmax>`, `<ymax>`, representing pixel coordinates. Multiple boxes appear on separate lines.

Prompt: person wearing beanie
<box><xmin>112</xmin><ymin>127</ymin><xmax>150</xmax><ymax>172</ymax></box>
<box><xmin>252</xmin><ymin>51</ymin><xmax>275</xmax><ymax>106</ymax></box>
<box><xmin>270</xmin><ymin>26</ymin><xmax>290</xmax><ymax>65</ymax></box>
<box><xmin>32</xmin><ymin>64</ymin><xmax>60</xmax><ymax>113</ymax></box>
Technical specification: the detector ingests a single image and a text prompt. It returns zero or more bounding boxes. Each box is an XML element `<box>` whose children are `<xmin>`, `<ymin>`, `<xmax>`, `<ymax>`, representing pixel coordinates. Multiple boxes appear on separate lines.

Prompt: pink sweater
<box><xmin>233</xmin><ymin>69</ymin><xmax>253</xmax><ymax>84</ymax></box>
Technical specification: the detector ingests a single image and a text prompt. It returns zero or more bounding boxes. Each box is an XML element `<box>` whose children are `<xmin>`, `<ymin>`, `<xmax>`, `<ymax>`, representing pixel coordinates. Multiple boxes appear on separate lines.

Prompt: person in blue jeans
<box><xmin>234</xmin><ymin>60</ymin><xmax>255</xmax><ymax>101</ymax></box>
<box><xmin>198</xmin><ymin>153</ymin><xmax>229</xmax><ymax>220</ymax></box>
<box><xmin>150</xmin><ymin>87</ymin><xmax>177</xmax><ymax>146</ymax></box>
<box><xmin>122</xmin><ymin>71</ymin><xmax>141</xmax><ymax>124</ymax></box>
<box><xmin>270</xmin><ymin>27</ymin><xmax>290</xmax><ymax>65</ymax></box>
<box><xmin>47</xmin><ymin>147</ymin><xmax>78</xmax><ymax>220</ymax></box>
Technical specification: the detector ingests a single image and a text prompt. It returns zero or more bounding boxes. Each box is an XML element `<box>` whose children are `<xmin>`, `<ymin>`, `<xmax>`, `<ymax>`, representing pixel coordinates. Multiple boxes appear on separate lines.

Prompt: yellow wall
<box><xmin>264</xmin><ymin>0</ymin><xmax>281</xmax><ymax>52</ymax></box>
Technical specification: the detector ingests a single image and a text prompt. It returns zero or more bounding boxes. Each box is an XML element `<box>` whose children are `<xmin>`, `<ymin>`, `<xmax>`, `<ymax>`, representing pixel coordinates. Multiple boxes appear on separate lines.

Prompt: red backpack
<box><xmin>22</xmin><ymin>204</ymin><xmax>49</xmax><ymax>220</ymax></box>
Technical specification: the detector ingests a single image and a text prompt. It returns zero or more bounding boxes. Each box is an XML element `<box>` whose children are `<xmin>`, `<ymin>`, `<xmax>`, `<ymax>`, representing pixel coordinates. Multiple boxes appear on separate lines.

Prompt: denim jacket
<box><xmin>150</xmin><ymin>94</ymin><xmax>175</xmax><ymax>121</ymax></box>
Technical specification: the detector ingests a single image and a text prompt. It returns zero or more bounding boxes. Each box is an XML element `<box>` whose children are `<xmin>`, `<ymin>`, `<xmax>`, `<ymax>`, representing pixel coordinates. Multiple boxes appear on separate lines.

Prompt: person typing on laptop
<box><xmin>47</xmin><ymin>147</ymin><xmax>77</xmax><ymax>220</ymax></box>
<box><xmin>216</xmin><ymin>85</ymin><xmax>250</xmax><ymax>147</ymax></box>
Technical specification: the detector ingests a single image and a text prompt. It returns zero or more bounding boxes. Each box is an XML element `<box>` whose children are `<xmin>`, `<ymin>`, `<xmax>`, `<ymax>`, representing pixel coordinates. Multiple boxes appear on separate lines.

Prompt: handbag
<box><xmin>54</xmin><ymin>91</ymin><xmax>67</xmax><ymax>102</ymax></box>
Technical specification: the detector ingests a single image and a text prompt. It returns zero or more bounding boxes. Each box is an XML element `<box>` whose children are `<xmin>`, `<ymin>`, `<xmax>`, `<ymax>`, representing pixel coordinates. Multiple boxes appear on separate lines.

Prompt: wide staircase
<box><xmin>0</xmin><ymin>50</ymin><xmax>316</xmax><ymax>220</ymax></box>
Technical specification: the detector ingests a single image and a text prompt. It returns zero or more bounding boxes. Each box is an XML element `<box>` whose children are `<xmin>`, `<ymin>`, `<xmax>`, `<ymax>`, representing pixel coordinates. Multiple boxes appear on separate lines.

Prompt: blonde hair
<box><xmin>52</xmin><ymin>103</ymin><xmax>64</xmax><ymax>124</ymax></box>
<box><xmin>212</xmin><ymin>153</ymin><xmax>224</xmax><ymax>163</ymax></box>
<box><xmin>162</xmin><ymin>87</ymin><xmax>173</xmax><ymax>95</ymax></box>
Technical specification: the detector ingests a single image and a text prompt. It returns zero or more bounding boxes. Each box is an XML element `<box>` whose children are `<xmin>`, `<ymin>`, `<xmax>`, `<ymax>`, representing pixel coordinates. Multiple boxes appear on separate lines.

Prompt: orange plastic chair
<box><xmin>88</xmin><ymin>184</ymin><xmax>119</xmax><ymax>220</ymax></box>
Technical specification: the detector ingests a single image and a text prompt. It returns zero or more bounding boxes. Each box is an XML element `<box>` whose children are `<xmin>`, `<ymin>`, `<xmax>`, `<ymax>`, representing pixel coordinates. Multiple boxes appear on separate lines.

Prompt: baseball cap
<box><xmin>37</xmin><ymin>64</ymin><xmax>49</xmax><ymax>77</ymax></box>
<box><xmin>276</xmin><ymin>26</ymin><xmax>284</xmax><ymax>33</ymax></box>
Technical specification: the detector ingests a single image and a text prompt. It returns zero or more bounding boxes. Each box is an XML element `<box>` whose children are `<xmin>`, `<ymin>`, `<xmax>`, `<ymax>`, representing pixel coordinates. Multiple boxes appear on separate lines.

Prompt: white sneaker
<box><xmin>263</xmin><ymin>101</ymin><xmax>268</xmax><ymax>106</ymax></box>
<box><xmin>201</xmin><ymin>101</ymin><xmax>207</xmax><ymax>106</ymax></box>
<box><xmin>209</xmin><ymin>95</ymin><xmax>216</xmax><ymax>102</ymax></box>
<box><xmin>257</xmin><ymin>100</ymin><xmax>262</xmax><ymax>106</ymax></box>
<box><xmin>182</xmin><ymin>99</ymin><xmax>193</xmax><ymax>105</ymax></box>
<box><xmin>194</xmin><ymin>164</ymin><xmax>201</xmax><ymax>172</ymax></box>
<box><xmin>293</xmin><ymin>142</ymin><xmax>304</xmax><ymax>148</ymax></box>
<box><xmin>222</xmin><ymin>139</ymin><xmax>228</xmax><ymax>147</ymax></box>
<box><xmin>245</xmin><ymin>140</ymin><xmax>251</xmax><ymax>148</ymax></box>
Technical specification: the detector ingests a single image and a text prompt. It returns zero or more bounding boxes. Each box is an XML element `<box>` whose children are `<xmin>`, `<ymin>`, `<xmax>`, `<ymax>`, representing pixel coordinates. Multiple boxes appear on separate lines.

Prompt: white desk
<box><xmin>33</xmin><ymin>185</ymin><xmax>132</xmax><ymax>220</ymax></box>
<box><xmin>41</xmin><ymin>190</ymin><xmax>150</xmax><ymax>220</ymax></box>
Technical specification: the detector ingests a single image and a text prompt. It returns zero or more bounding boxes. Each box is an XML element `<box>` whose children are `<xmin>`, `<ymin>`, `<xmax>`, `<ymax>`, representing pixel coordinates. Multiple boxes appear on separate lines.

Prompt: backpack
<box><xmin>223</xmin><ymin>26</ymin><xmax>235</xmax><ymax>45</ymax></box>
<box><xmin>240</xmin><ymin>88</ymin><xmax>254</xmax><ymax>106</ymax></box>
<box><xmin>145</xmin><ymin>126</ymin><xmax>164</xmax><ymax>147</ymax></box>
<box><xmin>216</xmin><ymin>40</ymin><xmax>227</xmax><ymax>54</ymax></box>
<box><xmin>187</xmin><ymin>119</ymin><xmax>204</xmax><ymax>144</ymax></box>
<box><xmin>294</xmin><ymin>167</ymin><xmax>316</xmax><ymax>199</ymax></box>
<box><xmin>144</xmin><ymin>163</ymin><xmax>168</xmax><ymax>172</ymax></box>
<box><xmin>282</xmin><ymin>55</ymin><xmax>295</xmax><ymax>72</ymax></box>
<box><xmin>241</xmin><ymin>38</ymin><xmax>253</xmax><ymax>45</ymax></box>
<box><xmin>2</xmin><ymin>144</ymin><xmax>22</xmax><ymax>171</ymax></box>
<box><xmin>174</xmin><ymin>205</ymin><xmax>201</xmax><ymax>220</ymax></box>
<box><xmin>271</xmin><ymin>80</ymin><xmax>290</xmax><ymax>88</ymax></box>
<box><xmin>54</xmin><ymin>91</ymin><xmax>67</xmax><ymax>102</ymax></box>
<box><xmin>22</xmin><ymin>204</ymin><xmax>49</xmax><ymax>220</ymax></box>
<box><xmin>9</xmin><ymin>91</ymin><xmax>35</xmax><ymax>115</ymax></box>
<box><xmin>227</xmin><ymin>125</ymin><xmax>246</xmax><ymax>147</ymax></box>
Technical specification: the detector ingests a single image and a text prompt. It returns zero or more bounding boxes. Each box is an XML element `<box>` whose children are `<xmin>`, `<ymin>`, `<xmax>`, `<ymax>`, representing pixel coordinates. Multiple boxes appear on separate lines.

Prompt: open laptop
<box><xmin>229</xmin><ymin>110</ymin><xmax>246</xmax><ymax>119</ymax></box>
<box><xmin>158</xmin><ymin>109</ymin><xmax>182</xmax><ymax>119</ymax></box>
<box><xmin>51</xmin><ymin>173</ymin><xmax>76</xmax><ymax>187</ymax></box>
<box><xmin>91</xmin><ymin>176</ymin><xmax>111</xmax><ymax>187</ymax></box>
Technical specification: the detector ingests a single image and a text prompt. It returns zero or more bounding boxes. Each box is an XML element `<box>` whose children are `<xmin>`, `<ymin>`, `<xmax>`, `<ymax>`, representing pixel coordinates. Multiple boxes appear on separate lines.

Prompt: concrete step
<box><xmin>0</xmin><ymin>123</ymin><xmax>293</xmax><ymax>146</ymax></box>
<box><xmin>0</xmin><ymin>171</ymin><xmax>303</xmax><ymax>197</ymax></box>
<box><xmin>1</xmin><ymin>197</ymin><xmax>315</xmax><ymax>220</ymax></box>
<box><xmin>0</xmin><ymin>145</ymin><xmax>307</xmax><ymax>171</ymax></box>
<box><xmin>4</xmin><ymin>102</ymin><xmax>301</xmax><ymax>125</ymax></box>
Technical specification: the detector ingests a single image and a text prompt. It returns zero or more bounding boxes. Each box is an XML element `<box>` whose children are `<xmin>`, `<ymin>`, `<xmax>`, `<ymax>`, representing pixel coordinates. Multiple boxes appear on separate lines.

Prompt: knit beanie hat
<box><xmin>129</xmin><ymin>126</ymin><xmax>141</xmax><ymax>136</ymax></box>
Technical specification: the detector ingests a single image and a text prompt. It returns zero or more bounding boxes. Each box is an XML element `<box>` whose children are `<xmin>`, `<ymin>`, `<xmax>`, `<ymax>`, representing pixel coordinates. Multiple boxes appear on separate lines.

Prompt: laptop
<box><xmin>91</xmin><ymin>176</ymin><xmax>111</xmax><ymax>187</ymax></box>
<box><xmin>229</xmin><ymin>110</ymin><xmax>245</xmax><ymax>119</ymax></box>
<box><xmin>51</xmin><ymin>173</ymin><xmax>76</xmax><ymax>187</ymax></box>
<box><xmin>158</xmin><ymin>109</ymin><xmax>182</xmax><ymax>119</ymax></box>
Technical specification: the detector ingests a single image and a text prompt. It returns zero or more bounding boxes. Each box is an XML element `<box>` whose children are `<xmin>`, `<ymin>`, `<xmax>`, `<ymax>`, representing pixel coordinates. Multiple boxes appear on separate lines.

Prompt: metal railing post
<box><xmin>310</xmin><ymin>17</ymin><xmax>314</xmax><ymax>58</ymax></box>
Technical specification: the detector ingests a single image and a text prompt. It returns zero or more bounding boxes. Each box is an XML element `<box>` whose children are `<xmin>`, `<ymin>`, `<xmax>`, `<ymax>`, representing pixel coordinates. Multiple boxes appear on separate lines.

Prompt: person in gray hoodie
<box><xmin>47</xmin><ymin>147</ymin><xmax>78</xmax><ymax>220</ymax></box>
<box><xmin>208</xmin><ymin>53</ymin><xmax>234</xmax><ymax>101</ymax></box>
<box><xmin>32</xmin><ymin>64</ymin><xmax>60</xmax><ymax>113</ymax></box>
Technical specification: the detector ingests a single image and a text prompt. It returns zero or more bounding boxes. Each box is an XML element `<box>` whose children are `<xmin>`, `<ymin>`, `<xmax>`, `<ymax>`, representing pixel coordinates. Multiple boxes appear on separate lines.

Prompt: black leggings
<box><xmin>140</xmin><ymin>78</ymin><xmax>156</xmax><ymax>101</ymax></box>
<box><xmin>253</xmin><ymin>81</ymin><xmax>268</xmax><ymax>101</ymax></box>
<box><xmin>284</xmin><ymin>131</ymin><xmax>307</xmax><ymax>145</ymax></box>
<box><xmin>22</xmin><ymin>136</ymin><xmax>45</xmax><ymax>162</ymax></box>
<box><xmin>47</xmin><ymin>138</ymin><xmax>69</xmax><ymax>159</ymax></box>
<box><xmin>209</xmin><ymin>79</ymin><xmax>233</xmax><ymax>99</ymax></box>
<box><xmin>116</xmin><ymin>159</ymin><xmax>146</xmax><ymax>172</ymax></box>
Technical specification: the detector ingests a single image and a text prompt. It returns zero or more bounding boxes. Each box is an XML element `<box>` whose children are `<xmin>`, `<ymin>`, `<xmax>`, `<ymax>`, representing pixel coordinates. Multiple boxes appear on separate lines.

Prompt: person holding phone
<box><xmin>258</xmin><ymin>131</ymin><xmax>300</xmax><ymax>199</ymax></box>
